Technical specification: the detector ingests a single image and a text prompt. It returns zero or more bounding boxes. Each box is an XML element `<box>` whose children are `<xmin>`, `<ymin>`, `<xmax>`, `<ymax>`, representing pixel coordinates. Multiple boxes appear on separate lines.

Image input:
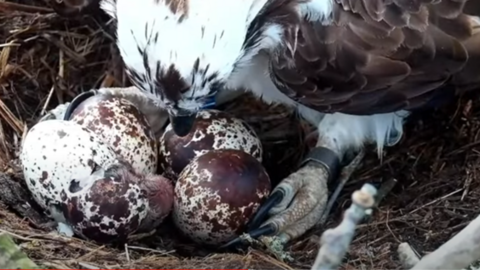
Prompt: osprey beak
<box><xmin>169</xmin><ymin>113</ymin><xmax>196</xmax><ymax>137</ymax></box>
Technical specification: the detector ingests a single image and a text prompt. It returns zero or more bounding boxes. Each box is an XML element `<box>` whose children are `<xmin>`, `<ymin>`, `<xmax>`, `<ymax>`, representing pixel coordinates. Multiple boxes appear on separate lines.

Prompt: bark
<box><xmin>311</xmin><ymin>184</ymin><xmax>377</xmax><ymax>270</ymax></box>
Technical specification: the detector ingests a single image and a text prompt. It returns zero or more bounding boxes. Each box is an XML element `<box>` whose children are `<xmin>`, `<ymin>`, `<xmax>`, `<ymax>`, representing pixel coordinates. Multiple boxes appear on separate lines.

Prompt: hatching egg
<box><xmin>64</xmin><ymin>161</ymin><xmax>173</xmax><ymax>243</ymax></box>
<box><xmin>159</xmin><ymin>110</ymin><xmax>263</xmax><ymax>179</ymax></box>
<box><xmin>172</xmin><ymin>149</ymin><xmax>271</xmax><ymax>246</ymax></box>
<box><xmin>68</xmin><ymin>94</ymin><xmax>157</xmax><ymax>175</ymax></box>
<box><xmin>20</xmin><ymin>119</ymin><xmax>172</xmax><ymax>243</ymax></box>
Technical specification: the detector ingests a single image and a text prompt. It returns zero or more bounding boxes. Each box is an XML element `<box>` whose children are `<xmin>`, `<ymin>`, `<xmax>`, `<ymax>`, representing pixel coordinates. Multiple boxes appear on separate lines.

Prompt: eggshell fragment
<box><xmin>20</xmin><ymin>120</ymin><xmax>152</xmax><ymax>243</ymax></box>
<box><xmin>159</xmin><ymin>110</ymin><xmax>263</xmax><ymax>179</ymax></box>
<box><xmin>172</xmin><ymin>149</ymin><xmax>271</xmax><ymax>245</ymax></box>
<box><xmin>68</xmin><ymin>94</ymin><xmax>158</xmax><ymax>175</ymax></box>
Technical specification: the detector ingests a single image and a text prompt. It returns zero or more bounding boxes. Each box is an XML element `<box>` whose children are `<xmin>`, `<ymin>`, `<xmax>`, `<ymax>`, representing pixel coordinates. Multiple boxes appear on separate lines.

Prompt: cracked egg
<box><xmin>20</xmin><ymin>92</ymin><xmax>174</xmax><ymax>243</ymax></box>
<box><xmin>159</xmin><ymin>110</ymin><xmax>263</xmax><ymax>179</ymax></box>
<box><xmin>172</xmin><ymin>149</ymin><xmax>271</xmax><ymax>246</ymax></box>
<box><xmin>68</xmin><ymin>94</ymin><xmax>158</xmax><ymax>175</ymax></box>
<box><xmin>20</xmin><ymin>120</ymin><xmax>174</xmax><ymax>243</ymax></box>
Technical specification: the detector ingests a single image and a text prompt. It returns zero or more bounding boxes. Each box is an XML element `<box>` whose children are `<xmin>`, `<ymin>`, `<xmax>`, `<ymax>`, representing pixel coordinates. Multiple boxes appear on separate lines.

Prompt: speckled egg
<box><xmin>63</xmin><ymin>162</ymin><xmax>170</xmax><ymax>243</ymax></box>
<box><xmin>172</xmin><ymin>149</ymin><xmax>271</xmax><ymax>246</ymax></box>
<box><xmin>159</xmin><ymin>110</ymin><xmax>263</xmax><ymax>179</ymax></box>
<box><xmin>19</xmin><ymin>120</ymin><xmax>162</xmax><ymax>243</ymax></box>
<box><xmin>68</xmin><ymin>94</ymin><xmax>157</xmax><ymax>175</ymax></box>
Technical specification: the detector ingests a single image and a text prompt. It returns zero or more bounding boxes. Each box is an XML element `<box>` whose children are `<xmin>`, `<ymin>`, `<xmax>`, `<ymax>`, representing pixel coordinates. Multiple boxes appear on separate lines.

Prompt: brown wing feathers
<box><xmin>270</xmin><ymin>0</ymin><xmax>480</xmax><ymax>114</ymax></box>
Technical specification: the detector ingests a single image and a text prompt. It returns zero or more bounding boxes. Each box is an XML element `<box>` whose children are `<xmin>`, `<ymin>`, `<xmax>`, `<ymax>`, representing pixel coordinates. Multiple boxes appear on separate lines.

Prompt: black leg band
<box><xmin>299</xmin><ymin>146</ymin><xmax>341</xmax><ymax>183</ymax></box>
<box><xmin>63</xmin><ymin>89</ymin><xmax>98</xmax><ymax>120</ymax></box>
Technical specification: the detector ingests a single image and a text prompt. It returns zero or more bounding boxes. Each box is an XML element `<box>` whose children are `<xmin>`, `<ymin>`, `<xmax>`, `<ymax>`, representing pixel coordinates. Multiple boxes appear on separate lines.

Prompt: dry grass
<box><xmin>1</xmin><ymin>0</ymin><xmax>480</xmax><ymax>269</ymax></box>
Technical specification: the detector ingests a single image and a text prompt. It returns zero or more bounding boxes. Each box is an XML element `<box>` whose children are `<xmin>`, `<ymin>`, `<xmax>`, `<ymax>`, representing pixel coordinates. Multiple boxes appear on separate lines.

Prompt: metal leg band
<box><xmin>299</xmin><ymin>146</ymin><xmax>341</xmax><ymax>183</ymax></box>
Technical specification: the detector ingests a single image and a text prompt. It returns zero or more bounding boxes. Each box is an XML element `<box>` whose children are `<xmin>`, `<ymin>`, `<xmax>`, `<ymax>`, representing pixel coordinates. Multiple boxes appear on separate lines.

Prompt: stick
<box><xmin>311</xmin><ymin>183</ymin><xmax>377</xmax><ymax>270</ymax></box>
<box><xmin>410</xmin><ymin>214</ymin><xmax>480</xmax><ymax>270</ymax></box>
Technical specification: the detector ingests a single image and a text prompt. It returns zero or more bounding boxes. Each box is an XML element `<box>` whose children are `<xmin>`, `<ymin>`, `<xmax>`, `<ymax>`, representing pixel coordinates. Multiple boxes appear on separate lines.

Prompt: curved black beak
<box><xmin>169</xmin><ymin>114</ymin><xmax>196</xmax><ymax>137</ymax></box>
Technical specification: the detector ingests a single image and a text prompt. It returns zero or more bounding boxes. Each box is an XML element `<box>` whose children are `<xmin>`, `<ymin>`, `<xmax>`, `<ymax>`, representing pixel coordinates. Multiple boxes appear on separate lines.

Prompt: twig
<box><xmin>41</xmin><ymin>86</ymin><xmax>55</xmax><ymax>116</ymax></box>
<box><xmin>311</xmin><ymin>183</ymin><xmax>377</xmax><ymax>270</ymax></box>
<box><xmin>78</xmin><ymin>262</ymin><xmax>101</xmax><ymax>269</ymax></box>
<box><xmin>363</xmin><ymin>178</ymin><xmax>398</xmax><ymax>224</ymax></box>
<box><xmin>0</xmin><ymin>97</ymin><xmax>23</xmax><ymax>135</ymax></box>
<box><xmin>75</xmin><ymin>245</ymin><xmax>106</xmax><ymax>261</ymax></box>
<box><xmin>408</xmin><ymin>188</ymin><xmax>463</xmax><ymax>215</ymax></box>
<box><xmin>0</xmin><ymin>1</ymin><xmax>53</xmax><ymax>13</ymax></box>
<box><xmin>41</xmin><ymin>34</ymin><xmax>86</xmax><ymax>64</ymax></box>
<box><xmin>39</xmin><ymin>261</ymin><xmax>70</xmax><ymax>269</ymax></box>
<box><xmin>374</xmin><ymin>178</ymin><xmax>398</xmax><ymax>208</ymax></box>
<box><xmin>124</xmin><ymin>244</ymin><xmax>130</xmax><ymax>264</ymax></box>
<box><xmin>126</xmin><ymin>245</ymin><xmax>176</xmax><ymax>255</ymax></box>
<box><xmin>409</xmin><ymin>214</ymin><xmax>480</xmax><ymax>270</ymax></box>
<box><xmin>0</xmin><ymin>230</ymin><xmax>36</xmax><ymax>241</ymax></box>
<box><xmin>0</xmin><ymin>229</ymin><xmax>111</xmax><ymax>256</ymax></box>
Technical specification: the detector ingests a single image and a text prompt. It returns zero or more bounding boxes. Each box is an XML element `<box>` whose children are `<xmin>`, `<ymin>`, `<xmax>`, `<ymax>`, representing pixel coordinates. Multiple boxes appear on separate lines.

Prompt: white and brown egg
<box><xmin>68</xmin><ymin>94</ymin><xmax>158</xmax><ymax>174</ymax></box>
<box><xmin>20</xmin><ymin>94</ymin><xmax>173</xmax><ymax>243</ymax></box>
<box><xmin>158</xmin><ymin>109</ymin><xmax>271</xmax><ymax>245</ymax></box>
<box><xmin>159</xmin><ymin>109</ymin><xmax>263</xmax><ymax>179</ymax></box>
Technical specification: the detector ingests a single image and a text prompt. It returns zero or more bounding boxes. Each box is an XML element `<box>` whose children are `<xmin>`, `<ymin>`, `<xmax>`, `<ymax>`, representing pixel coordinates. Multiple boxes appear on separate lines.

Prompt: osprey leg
<box><xmin>261</xmin><ymin>161</ymin><xmax>330</xmax><ymax>243</ymax></box>
<box><xmin>234</xmin><ymin>149</ymin><xmax>365</xmax><ymax>249</ymax></box>
<box><xmin>229</xmin><ymin>112</ymin><xmax>407</xmax><ymax>249</ymax></box>
<box><xmin>250</xmin><ymin>133</ymin><xmax>346</xmax><ymax>244</ymax></box>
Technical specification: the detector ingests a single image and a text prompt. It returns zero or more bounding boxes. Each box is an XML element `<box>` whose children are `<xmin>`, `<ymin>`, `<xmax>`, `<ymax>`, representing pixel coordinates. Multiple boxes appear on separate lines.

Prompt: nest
<box><xmin>1</xmin><ymin>1</ymin><xmax>480</xmax><ymax>269</ymax></box>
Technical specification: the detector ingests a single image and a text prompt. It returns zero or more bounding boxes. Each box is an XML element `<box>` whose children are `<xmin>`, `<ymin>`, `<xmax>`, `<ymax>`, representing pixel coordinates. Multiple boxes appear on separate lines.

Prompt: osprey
<box><xmin>98</xmin><ymin>0</ymin><xmax>480</xmax><ymax>246</ymax></box>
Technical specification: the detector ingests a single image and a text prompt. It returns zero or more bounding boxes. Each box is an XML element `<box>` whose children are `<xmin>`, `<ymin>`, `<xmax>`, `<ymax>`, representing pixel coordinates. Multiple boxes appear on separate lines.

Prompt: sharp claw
<box><xmin>247</xmin><ymin>189</ymin><xmax>285</xmax><ymax>231</ymax></box>
<box><xmin>63</xmin><ymin>90</ymin><xmax>98</xmax><ymax>120</ymax></box>
<box><xmin>249</xmin><ymin>223</ymin><xmax>277</xmax><ymax>238</ymax></box>
<box><xmin>219</xmin><ymin>186</ymin><xmax>286</xmax><ymax>250</ymax></box>
<box><xmin>219</xmin><ymin>223</ymin><xmax>277</xmax><ymax>250</ymax></box>
<box><xmin>239</xmin><ymin>163</ymin><xmax>328</xmax><ymax>248</ymax></box>
<box><xmin>218</xmin><ymin>237</ymin><xmax>242</xmax><ymax>250</ymax></box>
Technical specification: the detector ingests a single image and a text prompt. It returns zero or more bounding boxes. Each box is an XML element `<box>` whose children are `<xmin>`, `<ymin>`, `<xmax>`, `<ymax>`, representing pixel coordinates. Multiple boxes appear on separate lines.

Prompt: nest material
<box><xmin>1</xmin><ymin>1</ymin><xmax>480</xmax><ymax>269</ymax></box>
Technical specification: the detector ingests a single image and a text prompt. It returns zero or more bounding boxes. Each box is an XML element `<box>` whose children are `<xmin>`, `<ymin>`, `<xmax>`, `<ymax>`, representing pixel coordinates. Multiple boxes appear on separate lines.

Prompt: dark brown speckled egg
<box><xmin>159</xmin><ymin>109</ymin><xmax>263</xmax><ymax>180</ymax></box>
<box><xmin>172</xmin><ymin>149</ymin><xmax>271</xmax><ymax>246</ymax></box>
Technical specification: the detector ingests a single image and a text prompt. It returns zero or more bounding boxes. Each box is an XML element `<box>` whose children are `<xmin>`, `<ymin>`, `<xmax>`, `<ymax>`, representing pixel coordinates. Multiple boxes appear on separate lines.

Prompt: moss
<box><xmin>0</xmin><ymin>233</ymin><xmax>38</xmax><ymax>269</ymax></box>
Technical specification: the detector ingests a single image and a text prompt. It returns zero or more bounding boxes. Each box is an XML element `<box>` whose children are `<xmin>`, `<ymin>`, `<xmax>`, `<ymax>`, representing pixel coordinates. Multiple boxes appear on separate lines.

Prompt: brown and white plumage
<box><xmin>98</xmin><ymin>0</ymin><xmax>480</xmax><ymax>247</ymax></box>
<box><xmin>269</xmin><ymin>0</ymin><xmax>480</xmax><ymax>115</ymax></box>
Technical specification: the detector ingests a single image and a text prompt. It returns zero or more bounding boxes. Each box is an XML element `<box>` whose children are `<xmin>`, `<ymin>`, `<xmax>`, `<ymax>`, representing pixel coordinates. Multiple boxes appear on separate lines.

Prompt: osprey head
<box><xmin>100</xmin><ymin>0</ymin><xmax>267</xmax><ymax>136</ymax></box>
